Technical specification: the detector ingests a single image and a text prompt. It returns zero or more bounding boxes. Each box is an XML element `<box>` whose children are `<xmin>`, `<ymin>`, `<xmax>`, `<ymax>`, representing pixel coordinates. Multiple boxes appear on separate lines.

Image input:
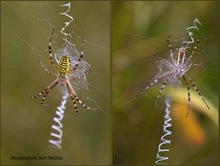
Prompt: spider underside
<box><xmin>144</xmin><ymin>35</ymin><xmax>209</xmax><ymax>117</ymax></box>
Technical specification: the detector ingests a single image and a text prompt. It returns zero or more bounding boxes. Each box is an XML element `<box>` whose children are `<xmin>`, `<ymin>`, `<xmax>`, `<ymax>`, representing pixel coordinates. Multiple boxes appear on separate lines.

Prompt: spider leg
<box><xmin>145</xmin><ymin>70</ymin><xmax>174</xmax><ymax>91</ymax></box>
<box><xmin>68</xmin><ymin>91</ymin><xmax>79</xmax><ymax>114</ymax></box>
<box><xmin>185</xmin><ymin>74</ymin><xmax>210</xmax><ymax>110</ymax></box>
<box><xmin>69</xmin><ymin>38</ymin><xmax>85</xmax><ymax>74</ymax></box>
<box><xmin>167</xmin><ymin>35</ymin><xmax>175</xmax><ymax>63</ymax></box>
<box><xmin>187</xmin><ymin>33</ymin><xmax>200</xmax><ymax>63</ymax></box>
<box><xmin>48</xmin><ymin>28</ymin><xmax>59</xmax><ymax>72</ymax></box>
<box><xmin>193</xmin><ymin>62</ymin><xmax>203</xmax><ymax>67</ymax></box>
<box><xmin>145</xmin><ymin>76</ymin><xmax>161</xmax><ymax>91</ymax></box>
<box><xmin>31</xmin><ymin>79</ymin><xmax>59</xmax><ymax>106</ymax></box>
<box><xmin>154</xmin><ymin>54</ymin><xmax>163</xmax><ymax>60</ymax></box>
<box><xmin>38</xmin><ymin>56</ymin><xmax>57</xmax><ymax>76</ymax></box>
<box><xmin>69</xmin><ymin>70</ymin><xmax>92</xmax><ymax>81</ymax></box>
<box><xmin>66</xmin><ymin>81</ymin><xmax>79</xmax><ymax>114</ymax></box>
<box><xmin>140</xmin><ymin>75</ymin><xmax>163</xmax><ymax>98</ymax></box>
<box><xmin>66</xmin><ymin>80</ymin><xmax>91</xmax><ymax>114</ymax></box>
<box><xmin>182</xmin><ymin>75</ymin><xmax>191</xmax><ymax>117</ymax></box>
<box><xmin>155</xmin><ymin>80</ymin><xmax>167</xmax><ymax>106</ymax></box>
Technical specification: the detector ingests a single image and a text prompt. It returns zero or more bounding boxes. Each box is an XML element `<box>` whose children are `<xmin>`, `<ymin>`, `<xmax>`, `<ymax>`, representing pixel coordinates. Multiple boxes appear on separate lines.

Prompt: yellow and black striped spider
<box><xmin>143</xmin><ymin>34</ymin><xmax>209</xmax><ymax>117</ymax></box>
<box><xmin>32</xmin><ymin>28</ymin><xmax>92</xmax><ymax>113</ymax></box>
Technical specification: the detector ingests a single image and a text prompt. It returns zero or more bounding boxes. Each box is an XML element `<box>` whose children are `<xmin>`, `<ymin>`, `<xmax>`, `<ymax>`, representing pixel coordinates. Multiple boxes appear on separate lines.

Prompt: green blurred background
<box><xmin>1</xmin><ymin>1</ymin><xmax>110</xmax><ymax>165</ymax></box>
<box><xmin>113</xmin><ymin>1</ymin><xmax>218</xmax><ymax>165</ymax></box>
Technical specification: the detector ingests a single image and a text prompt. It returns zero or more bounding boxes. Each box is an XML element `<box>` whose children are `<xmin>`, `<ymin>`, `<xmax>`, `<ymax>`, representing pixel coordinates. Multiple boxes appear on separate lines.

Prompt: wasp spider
<box><xmin>32</xmin><ymin>28</ymin><xmax>92</xmax><ymax>113</ymax></box>
<box><xmin>144</xmin><ymin>34</ymin><xmax>209</xmax><ymax>117</ymax></box>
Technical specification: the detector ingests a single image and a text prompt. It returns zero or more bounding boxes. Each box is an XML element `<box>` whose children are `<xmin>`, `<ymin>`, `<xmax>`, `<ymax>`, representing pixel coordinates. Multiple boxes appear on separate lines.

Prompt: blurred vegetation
<box><xmin>1</xmin><ymin>1</ymin><xmax>110</xmax><ymax>165</ymax></box>
<box><xmin>113</xmin><ymin>1</ymin><xmax>218</xmax><ymax>165</ymax></box>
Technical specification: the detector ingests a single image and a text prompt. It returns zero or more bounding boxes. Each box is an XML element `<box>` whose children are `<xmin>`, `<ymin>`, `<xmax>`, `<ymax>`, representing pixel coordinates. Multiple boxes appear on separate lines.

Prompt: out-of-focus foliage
<box><xmin>113</xmin><ymin>1</ymin><xmax>218</xmax><ymax>165</ymax></box>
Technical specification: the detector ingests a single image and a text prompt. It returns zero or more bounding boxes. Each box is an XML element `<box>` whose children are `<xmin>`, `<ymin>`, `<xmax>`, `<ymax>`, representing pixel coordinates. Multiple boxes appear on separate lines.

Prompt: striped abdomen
<box><xmin>58</xmin><ymin>56</ymin><xmax>71</xmax><ymax>76</ymax></box>
<box><xmin>176</xmin><ymin>46</ymin><xmax>186</xmax><ymax>64</ymax></box>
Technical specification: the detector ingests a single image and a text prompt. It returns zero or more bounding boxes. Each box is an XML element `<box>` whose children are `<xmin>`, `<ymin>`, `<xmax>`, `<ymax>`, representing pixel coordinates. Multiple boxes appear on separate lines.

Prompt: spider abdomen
<box><xmin>58</xmin><ymin>56</ymin><xmax>71</xmax><ymax>76</ymax></box>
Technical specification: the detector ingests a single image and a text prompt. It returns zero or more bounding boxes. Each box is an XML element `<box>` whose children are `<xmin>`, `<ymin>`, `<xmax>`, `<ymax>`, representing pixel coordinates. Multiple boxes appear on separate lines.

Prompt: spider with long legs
<box><xmin>31</xmin><ymin>28</ymin><xmax>93</xmax><ymax>114</ymax></box>
<box><xmin>143</xmin><ymin>34</ymin><xmax>209</xmax><ymax>117</ymax></box>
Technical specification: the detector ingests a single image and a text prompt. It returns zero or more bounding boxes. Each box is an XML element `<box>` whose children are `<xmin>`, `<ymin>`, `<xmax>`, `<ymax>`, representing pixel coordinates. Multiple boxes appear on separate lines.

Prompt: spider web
<box><xmin>112</xmin><ymin>1</ymin><xmax>218</xmax><ymax>165</ymax></box>
<box><xmin>1</xmin><ymin>1</ymin><xmax>110</xmax><ymax>114</ymax></box>
<box><xmin>140</xmin><ymin>19</ymin><xmax>217</xmax><ymax>106</ymax></box>
<box><xmin>113</xmin><ymin>13</ymin><xmax>218</xmax><ymax>108</ymax></box>
<box><xmin>1</xmin><ymin>1</ymin><xmax>110</xmax><ymax>165</ymax></box>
